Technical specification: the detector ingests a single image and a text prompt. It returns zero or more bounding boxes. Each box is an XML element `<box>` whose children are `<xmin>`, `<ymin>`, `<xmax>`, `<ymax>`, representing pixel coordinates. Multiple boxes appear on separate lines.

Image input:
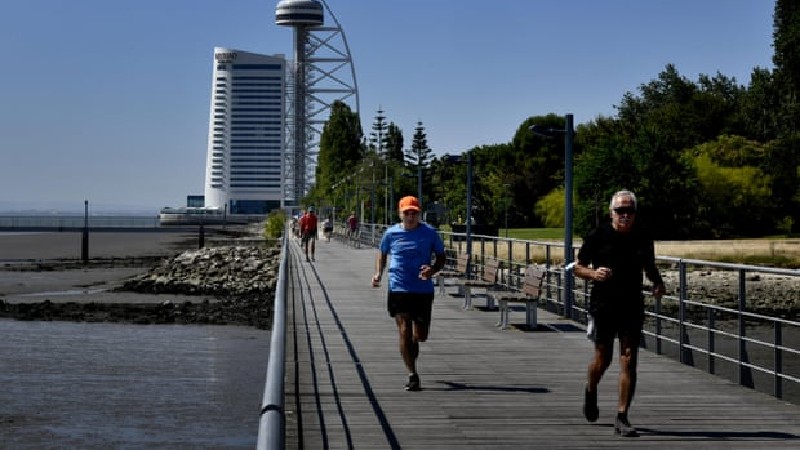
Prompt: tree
<box><xmin>773</xmin><ymin>0</ymin><xmax>800</xmax><ymax>135</ymax></box>
<box><xmin>370</xmin><ymin>107</ymin><xmax>389</xmax><ymax>156</ymax></box>
<box><xmin>771</xmin><ymin>0</ymin><xmax>800</xmax><ymax>231</ymax></box>
<box><xmin>684</xmin><ymin>136</ymin><xmax>773</xmax><ymax>237</ymax></box>
<box><xmin>535</xmin><ymin>187</ymin><xmax>565</xmax><ymax>228</ymax></box>
<box><xmin>405</xmin><ymin>121</ymin><xmax>434</xmax><ymax>205</ymax></box>
<box><xmin>385</xmin><ymin>122</ymin><xmax>404</xmax><ymax>164</ymax></box>
<box><xmin>511</xmin><ymin>114</ymin><xmax>571</xmax><ymax>227</ymax></box>
<box><xmin>737</xmin><ymin>67</ymin><xmax>781</xmax><ymax>142</ymax></box>
<box><xmin>314</xmin><ymin>101</ymin><xmax>364</xmax><ymax>205</ymax></box>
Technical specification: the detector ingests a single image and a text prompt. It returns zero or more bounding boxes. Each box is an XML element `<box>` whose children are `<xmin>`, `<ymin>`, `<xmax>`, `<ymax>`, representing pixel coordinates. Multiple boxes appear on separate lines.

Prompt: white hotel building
<box><xmin>203</xmin><ymin>47</ymin><xmax>286</xmax><ymax>215</ymax></box>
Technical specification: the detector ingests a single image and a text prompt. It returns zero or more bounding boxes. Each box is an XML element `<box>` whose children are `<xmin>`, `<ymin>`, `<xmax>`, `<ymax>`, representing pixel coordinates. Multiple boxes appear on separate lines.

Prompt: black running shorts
<box><xmin>387</xmin><ymin>292</ymin><xmax>434</xmax><ymax>325</ymax></box>
<box><xmin>590</xmin><ymin>309</ymin><xmax>644</xmax><ymax>346</ymax></box>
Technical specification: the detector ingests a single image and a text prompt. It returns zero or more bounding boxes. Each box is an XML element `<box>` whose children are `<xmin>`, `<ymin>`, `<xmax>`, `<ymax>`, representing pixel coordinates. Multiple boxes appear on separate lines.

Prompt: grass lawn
<box><xmin>503</xmin><ymin>228</ymin><xmax>566</xmax><ymax>240</ymax></box>
<box><xmin>438</xmin><ymin>225</ymin><xmax>799</xmax><ymax>267</ymax></box>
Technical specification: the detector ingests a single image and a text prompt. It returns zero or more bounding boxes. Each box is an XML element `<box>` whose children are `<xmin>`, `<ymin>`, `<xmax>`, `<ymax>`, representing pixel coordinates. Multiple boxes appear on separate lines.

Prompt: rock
<box><xmin>116</xmin><ymin>244</ymin><xmax>280</xmax><ymax>301</ymax></box>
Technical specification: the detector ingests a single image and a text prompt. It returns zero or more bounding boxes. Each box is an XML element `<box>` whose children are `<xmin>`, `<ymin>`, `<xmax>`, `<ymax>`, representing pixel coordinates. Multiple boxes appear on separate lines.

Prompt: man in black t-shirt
<box><xmin>574</xmin><ymin>190</ymin><xmax>665</xmax><ymax>437</ymax></box>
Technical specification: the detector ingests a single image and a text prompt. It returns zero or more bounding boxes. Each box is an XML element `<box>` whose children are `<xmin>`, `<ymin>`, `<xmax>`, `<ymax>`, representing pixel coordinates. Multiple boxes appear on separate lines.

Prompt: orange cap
<box><xmin>399</xmin><ymin>196</ymin><xmax>421</xmax><ymax>212</ymax></box>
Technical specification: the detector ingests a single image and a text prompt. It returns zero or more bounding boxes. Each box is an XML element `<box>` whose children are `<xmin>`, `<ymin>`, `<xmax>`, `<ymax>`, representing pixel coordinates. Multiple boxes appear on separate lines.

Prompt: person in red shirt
<box><xmin>346</xmin><ymin>212</ymin><xmax>358</xmax><ymax>238</ymax></box>
<box><xmin>300</xmin><ymin>207</ymin><xmax>318</xmax><ymax>262</ymax></box>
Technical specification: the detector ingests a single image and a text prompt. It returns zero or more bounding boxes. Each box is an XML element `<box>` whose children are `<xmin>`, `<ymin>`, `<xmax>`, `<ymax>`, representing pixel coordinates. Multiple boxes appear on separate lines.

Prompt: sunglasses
<box><xmin>613</xmin><ymin>206</ymin><xmax>637</xmax><ymax>215</ymax></box>
<box><xmin>402</xmin><ymin>210</ymin><xmax>419</xmax><ymax>216</ymax></box>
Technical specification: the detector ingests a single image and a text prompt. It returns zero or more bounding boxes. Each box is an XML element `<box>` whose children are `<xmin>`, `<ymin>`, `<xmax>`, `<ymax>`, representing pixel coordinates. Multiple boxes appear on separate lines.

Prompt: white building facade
<box><xmin>204</xmin><ymin>47</ymin><xmax>286</xmax><ymax>215</ymax></box>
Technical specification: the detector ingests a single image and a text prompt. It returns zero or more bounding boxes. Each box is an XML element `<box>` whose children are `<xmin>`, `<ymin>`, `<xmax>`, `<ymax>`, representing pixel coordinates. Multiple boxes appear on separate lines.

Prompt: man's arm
<box><xmin>431</xmin><ymin>252</ymin><xmax>445</xmax><ymax>274</ymax></box>
<box><xmin>419</xmin><ymin>252</ymin><xmax>445</xmax><ymax>280</ymax></box>
<box><xmin>644</xmin><ymin>240</ymin><xmax>665</xmax><ymax>299</ymax></box>
<box><xmin>372</xmin><ymin>252</ymin><xmax>387</xmax><ymax>287</ymax></box>
<box><xmin>574</xmin><ymin>262</ymin><xmax>612</xmax><ymax>282</ymax></box>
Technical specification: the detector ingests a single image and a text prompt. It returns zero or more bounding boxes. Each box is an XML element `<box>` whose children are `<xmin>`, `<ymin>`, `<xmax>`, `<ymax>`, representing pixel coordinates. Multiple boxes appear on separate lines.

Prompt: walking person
<box><xmin>300</xmin><ymin>207</ymin><xmax>318</xmax><ymax>262</ymax></box>
<box><xmin>346</xmin><ymin>211</ymin><xmax>359</xmax><ymax>245</ymax></box>
<box><xmin>371</xmin><ymin>196</ymin><xmax>446</xmax><ymax>391</ymax></box>
<box><xmin>323</xmin><ymin>216</ymin><xmax>333</xmax><ymax>241</ymax></box>
<box><xmin>574</xmin><ymin>190</ymin><xmax>666</xmax><ymax>437</ymax></box>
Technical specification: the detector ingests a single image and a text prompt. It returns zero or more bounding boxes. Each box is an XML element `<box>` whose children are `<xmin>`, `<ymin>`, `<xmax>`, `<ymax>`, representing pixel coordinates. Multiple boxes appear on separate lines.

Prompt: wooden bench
<box><xmin>455</xmin><ymin>257</ymin><xmax>500</xmax><ymax>310</ymax></box>
<box><xmin>491</xmin><ymin>264</ymin><xmax>546</xmax><ymax>330</ymax></box>
<box><xmin>435</xmin><ymin>252</ymin><xmax>469</xmax><ymax>294</ymax></box>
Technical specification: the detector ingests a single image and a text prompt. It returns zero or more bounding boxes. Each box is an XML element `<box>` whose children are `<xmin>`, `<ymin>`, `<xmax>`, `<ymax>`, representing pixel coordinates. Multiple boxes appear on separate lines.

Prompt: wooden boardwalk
<box><xmin>283</xmin><ymin>236</ymin><xmax>800</xmax><ymax>449</ymax></box>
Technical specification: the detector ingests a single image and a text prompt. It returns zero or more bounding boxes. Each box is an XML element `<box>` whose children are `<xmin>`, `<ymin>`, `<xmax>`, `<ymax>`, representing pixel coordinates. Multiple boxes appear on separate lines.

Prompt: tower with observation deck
<box><xmin>275</xmin><ymin>0</ymin><xmax>359</xmax><ymax>205</ymax></box>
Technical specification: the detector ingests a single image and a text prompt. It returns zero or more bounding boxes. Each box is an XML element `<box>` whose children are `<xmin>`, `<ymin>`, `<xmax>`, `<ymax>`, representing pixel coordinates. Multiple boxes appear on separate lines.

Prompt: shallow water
<box><xmin>0</xmin><ymin>320</ymin><xmax>270</xmax><ymax>448</ymax></box>
<box><xmin>17</xmin><ymin>288</ymin><xmax>107</xmax><ymax>297</ymax></box>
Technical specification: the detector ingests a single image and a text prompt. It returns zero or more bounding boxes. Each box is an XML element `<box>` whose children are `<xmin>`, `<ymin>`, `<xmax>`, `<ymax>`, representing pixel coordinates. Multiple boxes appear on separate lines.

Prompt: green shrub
<box><xmin>264</xmin><ymin>210</ymin><xmax>287</xmax><ymax>238</ymax></box>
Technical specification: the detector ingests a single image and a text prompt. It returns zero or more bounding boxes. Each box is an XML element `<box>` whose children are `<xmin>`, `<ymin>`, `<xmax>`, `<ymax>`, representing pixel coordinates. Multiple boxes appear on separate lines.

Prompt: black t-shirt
<box><xmin>577</xmin><ymin>223</ymin><xmax>663</xmax><ymax>315</ymax></box>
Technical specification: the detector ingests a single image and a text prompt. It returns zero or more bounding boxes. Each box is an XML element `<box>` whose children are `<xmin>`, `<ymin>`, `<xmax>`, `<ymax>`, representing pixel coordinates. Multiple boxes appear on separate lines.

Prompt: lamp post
<box><xmin>385</xmin><ymin>163</ymin><xmax>389</xmax><ymax>225</ymax></box>
<box><xmin>466</xmin><ymin>151</ymin><xmax>473</xmax><ymax>278</ymax></box>
<box><xmin>503</xmin><ymin>184</ymin><xmax>510</xmax><ymax>238</ymax></box>
<box><xmin>417</xmin><ymin>161</ymin><xmax>422</xmax><ymax>208</ymax></box>
<box><xmin>81</xmin><ymin>200</ymin><xmax>89</xmax><ymax>264</ymax></box>
<box><xmin>529</xmin><ymin>113</ymin><xmax>575</xmax><ymax>319</ymax></box>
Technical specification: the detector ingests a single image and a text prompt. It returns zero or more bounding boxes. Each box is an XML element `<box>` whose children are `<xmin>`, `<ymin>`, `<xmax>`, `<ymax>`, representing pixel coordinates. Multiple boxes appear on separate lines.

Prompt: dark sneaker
<box><xmin>311</xmin><ymin>255</ymin><xmax>315</xmax><ymax>262</ymax></box>
<box><xmin>583</xmin><ymin>387</ymin><xmax>599</xmax><ymax>422</ymax></box>
<box><xmin>404</xmin><ymin>373</ymin><xmax>421</xmax><ymax>391</ymax></box>
<box><xmin>306</xmin><ymin>256</ymin><xmax>310</xmax><ymax>262</ymax></box>
<box><xmin>614</xmin><ymin>415</ymin><xmax>638</xmax><ymax>437</ymax></box>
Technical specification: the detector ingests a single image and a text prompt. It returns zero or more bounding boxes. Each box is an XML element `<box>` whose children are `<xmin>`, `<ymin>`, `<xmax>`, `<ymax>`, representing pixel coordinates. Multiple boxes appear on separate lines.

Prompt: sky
<box><xmin>0</xmin><ymin>0</ymin><xmax>775</xmax><ymax>212</ymax></box>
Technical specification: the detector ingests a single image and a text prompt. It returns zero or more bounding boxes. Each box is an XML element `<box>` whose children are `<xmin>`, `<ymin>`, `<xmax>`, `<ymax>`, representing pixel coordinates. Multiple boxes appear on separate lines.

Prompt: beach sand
<box><xmin>0</xmin><ymin>231</ymin><xmax>199</xmax><ymax>260</ymax></box>
<box><xmin>0</xmin><ymin>231</ymin><xmax>206</xmax><ymax>305</ymax></box>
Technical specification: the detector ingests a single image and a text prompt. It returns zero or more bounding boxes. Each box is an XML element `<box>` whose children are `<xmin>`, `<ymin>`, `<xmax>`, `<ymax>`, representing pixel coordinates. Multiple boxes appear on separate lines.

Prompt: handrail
<box><xmin>257</xmin><ymin>235</ymin><xmax>289</xmax><ymax>449</ymax></box>
<box><xmin>400</xmin><ymin>225</ymin><xmax>800</xmax><ymax>401</ymax></box>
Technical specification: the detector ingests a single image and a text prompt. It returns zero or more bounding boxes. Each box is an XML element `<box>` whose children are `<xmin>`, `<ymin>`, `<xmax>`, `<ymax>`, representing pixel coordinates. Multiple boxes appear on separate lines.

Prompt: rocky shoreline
<box><xmin>0</xmin><ymin>243</ymin><xmax>282</xmax><ymax>328</ymax></box>
<box><xmin>656</xmin><ymin>269</ymin><xmax>800</xmax><ymax>320</ymax></box>
<box><xmin>2</xmin><ymin>237</ymin><xmax>798</xmax><ymax>326</ymax></box>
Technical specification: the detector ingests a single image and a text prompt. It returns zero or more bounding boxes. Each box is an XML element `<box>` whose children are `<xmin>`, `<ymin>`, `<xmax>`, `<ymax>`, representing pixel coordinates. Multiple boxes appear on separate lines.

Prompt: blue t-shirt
<box><xmin>379</xmin><ymin>222</ymin><xmax>445</xmax><ymax>293</ymax></box>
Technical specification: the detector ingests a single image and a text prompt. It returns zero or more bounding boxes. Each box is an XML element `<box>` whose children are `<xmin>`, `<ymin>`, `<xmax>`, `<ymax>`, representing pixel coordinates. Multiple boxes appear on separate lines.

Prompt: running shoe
<box><xmin>404</xmin><ymin>373</ymin><xmax>421</xmax><ymax>391</ymax></box>
<box><xmin>583</xmin><ymin>387</ymin><xmax>599</xmax><ymax>422</ymax></box>
<box><xmin>614</xmin><ymin>414</ymin><xmax>638</xmax><ymax>437</ymax></box>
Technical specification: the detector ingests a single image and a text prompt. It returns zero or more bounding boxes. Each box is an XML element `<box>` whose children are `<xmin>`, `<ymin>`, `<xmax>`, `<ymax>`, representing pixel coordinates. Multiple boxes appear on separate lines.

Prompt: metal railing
<box><xmin>432</xmin><ymin>230</ymin><xmax>800</xmax><ymax>402</ymax></box>
<box><xmin>257</xmin><ymin>235</ymin><xmax>289</xmax><ymax>449</ymax></box>
<box><xmin>264</xmin><ymin>224</ymin><xmax>800</xmax><ymax>445</ymax></box>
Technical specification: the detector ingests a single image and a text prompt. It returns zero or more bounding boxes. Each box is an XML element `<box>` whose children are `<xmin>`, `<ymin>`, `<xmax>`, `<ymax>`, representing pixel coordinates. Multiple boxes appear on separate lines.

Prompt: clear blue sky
<box><xmin>0</xmin><ymin>0</ymin><xmax>775</xmax><ymax>212</ymax></box>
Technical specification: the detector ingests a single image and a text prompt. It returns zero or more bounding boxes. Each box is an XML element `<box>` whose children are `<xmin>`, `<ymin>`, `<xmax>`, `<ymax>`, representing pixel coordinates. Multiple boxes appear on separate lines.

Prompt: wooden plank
<box><xmin>283</xmin><ymin>237</ymin><xmax>800</xmax><ymax>449</ymax></box>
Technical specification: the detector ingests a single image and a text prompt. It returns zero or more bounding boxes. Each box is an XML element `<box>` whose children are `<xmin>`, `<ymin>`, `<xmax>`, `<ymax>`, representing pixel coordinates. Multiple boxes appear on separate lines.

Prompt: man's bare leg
<box><xmin>617</xmin><ymin>334</ymin><xmax>639</xmax><ymax>414</ymax></box>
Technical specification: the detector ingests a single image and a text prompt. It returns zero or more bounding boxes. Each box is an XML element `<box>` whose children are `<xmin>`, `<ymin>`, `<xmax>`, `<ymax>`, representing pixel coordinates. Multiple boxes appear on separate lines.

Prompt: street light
<box><xmin>466</xmin><ymin>151</ymin><xmax>473</xmax><ymax>278</ymax></box>
<box><xmin>417</xmin><ymin>161</ymin><xmax>423</xmax><ymax>209</ymax></box>
<box><xmin>443</xmin><ymin>153</ymin><xmax>474</xmax><ymax>278</ymax></box>
<box><xmin>529</xmin><ymin>113</ymin><xmax>575</xmax><ymax>319</ymax></box>
<box><xmin>503</xmin><ymin>184</ymin><xmax>510</xmax><ymax>238</ymax></box>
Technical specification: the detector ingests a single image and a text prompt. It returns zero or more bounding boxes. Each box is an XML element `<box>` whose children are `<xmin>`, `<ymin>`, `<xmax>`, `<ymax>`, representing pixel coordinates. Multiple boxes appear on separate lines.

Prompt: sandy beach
<box><xmin>0</xmin><ymin>231</ymin><xmax>214</xmax><ymax>307</ymax></box>
<box><xmin>0</xmin><ymin>230</ymin><xmax>199</xmax><ymax>261</ymax></box>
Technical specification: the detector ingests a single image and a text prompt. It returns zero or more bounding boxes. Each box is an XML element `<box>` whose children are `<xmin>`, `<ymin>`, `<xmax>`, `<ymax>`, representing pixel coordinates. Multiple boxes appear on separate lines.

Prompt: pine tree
<box><xmin>370</xmin><ymin>107</ymin><xmax>389</xmax><ymax>157</ymax></box>
<box><xmin>404</xmin><ymin>121</ymin><xmax>434</xmax><ymax>205</ymax></box>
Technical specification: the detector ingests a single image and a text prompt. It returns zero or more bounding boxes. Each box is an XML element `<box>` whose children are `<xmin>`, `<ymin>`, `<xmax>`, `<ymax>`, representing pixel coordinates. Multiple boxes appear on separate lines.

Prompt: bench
<box><xmin>455</xmin><ymin>256</ymin><xmax>501</xmax><ymax>310</ymax></box>
<box><xmin>435</xmin><ymin>252</ymin><xmax>469</xmax><ymax>294</ymax></box>
<box><xmin>491</xmin><ymin>264</ymin><xmax>546</xmax><ymax>330</ymax></box>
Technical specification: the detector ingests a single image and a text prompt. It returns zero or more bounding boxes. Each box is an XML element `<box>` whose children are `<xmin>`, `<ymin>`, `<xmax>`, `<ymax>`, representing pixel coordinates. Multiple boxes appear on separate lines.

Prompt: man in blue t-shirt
<box><xmin>372</xmin><ymin>196</ymin><xmax>445</xmax><ymax>392</ymax></box>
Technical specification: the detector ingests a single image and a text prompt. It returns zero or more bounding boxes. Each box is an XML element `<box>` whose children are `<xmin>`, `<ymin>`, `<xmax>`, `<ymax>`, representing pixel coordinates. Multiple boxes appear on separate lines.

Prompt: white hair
<box><xmin>609</xmin><ymin>190</ymin><xmax>637</xmax><ymax>211</ymax></box>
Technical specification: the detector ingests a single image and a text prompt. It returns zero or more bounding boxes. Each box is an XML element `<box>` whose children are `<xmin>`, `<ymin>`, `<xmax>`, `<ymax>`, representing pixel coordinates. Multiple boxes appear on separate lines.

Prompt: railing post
<box><xmin>525</xmin><ymin>241</ymin><xmax>530</xmax><ymax>264</ymax></box>
<box><xmin>738</xmin><ymin>268</ymin><xmax>747</xmax><ymax>386</ymax></box>
<box><xmin>678</xmin><ymin>261</ymin><xmax>687</xmax><ymax>365</ymax></box>
<box><xmin>655</xmin><ymin>294</ymin><xmax>662</xmax><ymax>355</ymax></box>
<box><xmin>81</xmin><ymin>200</ymin><xmax>89</xmax><ymax>265</ymax></box>
<box><xmin>198</xmin><ymin>224</ymin><xmax>205</xmax><ymax>249</ymax></box>
<box><xmin>775</xmin><ymin>322</ymin><xmax>783</xmax><ymax>399</ymax></box>
<box><xmin>708</xmin><ymin>308</ymin><xmax>715</xmax><ymax>375</ymax></box>
<box><xmin>545</xmin><ymin>245</ymin><xmax>552</xmax><ymax>305</ymax></box>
